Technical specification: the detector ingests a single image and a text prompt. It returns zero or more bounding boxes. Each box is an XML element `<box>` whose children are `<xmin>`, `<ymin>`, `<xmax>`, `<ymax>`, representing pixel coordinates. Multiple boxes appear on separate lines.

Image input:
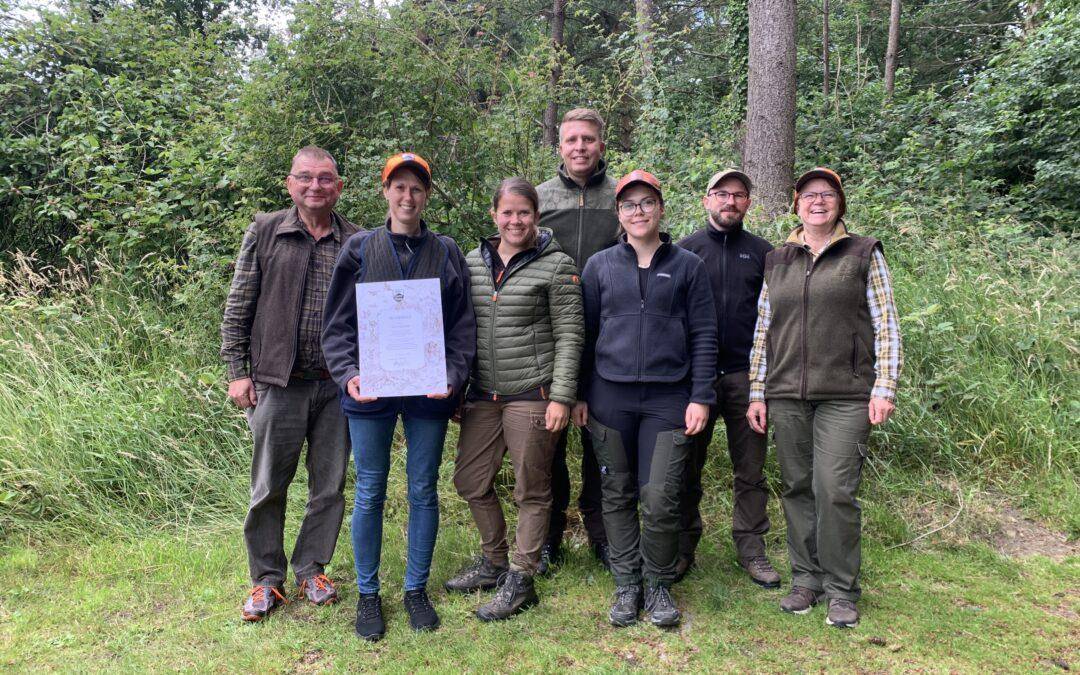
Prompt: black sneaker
<box><xmin>537</xmin><ymin>543</ymin><xmax>563</xmax><ymax>577</ymax></box>
<box><xmin>476</xmin><ymin>571</ymin><xmax>539</xmax><ymax>622</ymax></box>
<box><xmin>591</xmin><ymin>541</ymin><xmax>612</xmax><ymax>572</ymax></box>
<box><xmin>444</xmin><ymin>556</ymin><xmax>508</xmax><ymax>593</ymax></box>
<box><xmin>402</xmin><ymin>588</ymin><xmax>440</xmax><ymax>632</ymax></box>
<box><xmin>644</xmin><ymin>584</ymin><xmax>681</xmax><ymax>627</ymax></box>
<box><xmin>609</xmin><ymin>584</ymin><xmax>643</xmax><ymax>627</ymax></box>
<box><xmin>355</xmin><ymin>593</ymin><xmax>385</xmax><ymax>641</ymax></box>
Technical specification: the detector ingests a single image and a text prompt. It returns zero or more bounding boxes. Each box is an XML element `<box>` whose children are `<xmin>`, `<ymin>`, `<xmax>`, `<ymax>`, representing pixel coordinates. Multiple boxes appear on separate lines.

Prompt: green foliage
<box><xmin>0</xmin><ymin>5</ymin><xmax>247</xmax><ymax>271</ymax></box>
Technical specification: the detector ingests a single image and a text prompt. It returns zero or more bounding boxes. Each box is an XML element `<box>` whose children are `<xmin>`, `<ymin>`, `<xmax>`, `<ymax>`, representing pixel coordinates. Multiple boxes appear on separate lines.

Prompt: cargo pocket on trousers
<box><xmin>588</xmin><ymin>418</ymin><xmax>634</xmax><ymax>512</ymax></box>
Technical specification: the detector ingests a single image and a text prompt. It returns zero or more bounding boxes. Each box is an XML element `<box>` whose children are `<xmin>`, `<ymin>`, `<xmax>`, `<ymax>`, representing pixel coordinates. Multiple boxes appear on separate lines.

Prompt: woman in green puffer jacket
<box><xmin>446</xmin><ymin>177</ymin><xmax>584</xmax><ymax>622</ymax></box>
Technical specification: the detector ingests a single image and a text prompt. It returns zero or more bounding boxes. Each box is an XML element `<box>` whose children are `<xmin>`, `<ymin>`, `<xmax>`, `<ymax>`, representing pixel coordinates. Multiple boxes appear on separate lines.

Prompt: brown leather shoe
<box><xmin>298</xmin><ymin>574</ymin><xmax>338</xmax><ymax>606</ymax></box>
<box><xmin>242</xmin><ymin>585</ymin><xmax>286</xmax><ymax>621</ymax></box>
<box><xmin>739</xmin><ymin>555</ymin><xmax>782</xmax><ymax>588</ymax></box>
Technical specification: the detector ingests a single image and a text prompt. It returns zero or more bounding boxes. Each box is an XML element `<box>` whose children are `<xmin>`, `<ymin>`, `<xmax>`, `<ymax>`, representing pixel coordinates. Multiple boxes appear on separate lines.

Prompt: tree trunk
<box><xmin>636</xmin><ymin>0</ymin><xmax>658</xmax><ymax>82</ymax></box>
<box><xmin>745</xmin><ymin>0</ymin><xmax>796</xmax><ymax>218</ymax></box>
<box><xmin>822</xmin><ymin>0</ymin><xmax>830</xmax><ymax>98</ymax></box>
<box><xmin>543</xmin><ymin>0</ymin><xmax>567</xmax><ymax>147</ymax></box>
<box><xmin>884</xmin><ymin>0</ymin><xmax>901</xmax><ymax>97</ymax></box>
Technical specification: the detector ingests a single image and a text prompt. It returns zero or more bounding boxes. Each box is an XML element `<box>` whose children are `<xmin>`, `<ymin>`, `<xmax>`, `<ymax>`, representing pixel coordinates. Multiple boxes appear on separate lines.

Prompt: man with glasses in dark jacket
<box><xmin>675</xmin><ymin>169</ymin><xmax>780</xmax><ymax>588</ymax></box>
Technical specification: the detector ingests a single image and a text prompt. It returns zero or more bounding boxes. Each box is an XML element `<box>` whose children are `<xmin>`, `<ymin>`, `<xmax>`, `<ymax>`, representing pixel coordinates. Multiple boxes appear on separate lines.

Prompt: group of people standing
<box><xmin>220</xmin><ymin>108</ymin><xmax>902</xmax><ymax>641</ymax></box>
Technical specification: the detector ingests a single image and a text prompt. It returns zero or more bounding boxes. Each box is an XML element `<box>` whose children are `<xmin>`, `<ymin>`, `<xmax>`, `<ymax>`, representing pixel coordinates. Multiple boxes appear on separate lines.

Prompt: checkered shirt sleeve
<box><xmin>220</xmin><ymin>224</ymin><xmax>260</xmax><ymax>381</ymax></box>
<box><xmin>867</xmin><ymin>247</ymin><xmax>903</xmax><ymax>401</ymax></box>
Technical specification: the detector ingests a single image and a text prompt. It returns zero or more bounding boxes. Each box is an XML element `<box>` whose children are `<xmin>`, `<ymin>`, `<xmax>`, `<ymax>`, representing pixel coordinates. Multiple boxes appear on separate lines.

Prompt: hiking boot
<box><xmin>537</xmin><ymin>542</ymin><xmax>563</xmax><ymax>577</ymax></box>
<box><xmin>241</xmin><ymin>584</ymin><xmax>286</xmax><ymax>622</ymax></box>
<box><xmin>591</xmin><ymin>541</ymin><xmax>612</xmax><ymax>571</ymax></box>
<box><xmin>476</xmin><ymin>571</ymin><xmax>539</xmax><ymax>622</ymax></box>
<box><xmin>444</xmin><ymin>556</ymin><xmax>508</xmax><ymax>593</ymax></box>
<box><xmin>608</xmin><ymin>584</ymin><xmax>643</xmax><ymax>627</ymax></box>
<box><xmin>739</xmin><ymin>555</ymin><xmax>781</xmax><ymax>589</ymax></box>
<box><xmin>298</xmin><ymin>573</ymin><xmax>338</xmax><ymax>606</ymax></box>
<box><xmin>825</xmin><ymin>598</ymin><xmax>859</xmax><ymax>628</ymax></box>
<box><xmin>644</xmin><ymin>585</ymin><xmax>681</xmax><ymax>628</ymax></box>
<box><xmin>355</xmin><ymin>593</ymin><xmax>385</xmax><ymax>641</ymax></box>
<box><xmin>403</xmin><ymin>588</ymin><xmax>440</xmax><ymax>632</ymax></box>
<box><xmin>779</xmin><ymin>586</ymin><xmax>823</xmax><ymax>615</ymax></box>
<box><xmin>673</xmin><ymin>555</ymin><xmax>695</xmax><ymax>583</ymax></box>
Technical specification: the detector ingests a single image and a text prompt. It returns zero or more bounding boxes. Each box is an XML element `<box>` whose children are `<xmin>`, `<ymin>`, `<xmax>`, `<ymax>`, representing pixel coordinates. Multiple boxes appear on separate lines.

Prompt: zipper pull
<box><xmin>579</xmin><ymin>191</ymin><xmax>584</xmax><ymax>207</ymax></box>
<box><xmin>492</xmin><ymin>291</ymin><xmax>499</xmax><ymax>302</ymax></box>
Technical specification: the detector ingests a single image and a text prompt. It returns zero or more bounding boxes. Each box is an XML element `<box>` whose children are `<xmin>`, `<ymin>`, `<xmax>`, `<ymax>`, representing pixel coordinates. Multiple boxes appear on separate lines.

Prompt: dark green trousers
<box><xmin>770</xmin><ymin>399</ymin><xmax>870</xmax><ymax>602</ymax></box>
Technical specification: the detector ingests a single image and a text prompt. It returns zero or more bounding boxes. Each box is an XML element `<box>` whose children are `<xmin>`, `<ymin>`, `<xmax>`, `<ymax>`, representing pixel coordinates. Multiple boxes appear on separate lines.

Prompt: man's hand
<box><xmin>571</xmin><ymin>401</ymin><xmax>588</xmax><ymax>428</ymax></box>
<box><xmin>747</xmin><ymin>401</ymin><xmax>768</xmax><ymax>434</ymax></box>
<box><xmin>868</xmin><ymin>397</ymin><xmax>895</xmax><ymax>425</ymax></box>
<box><xmin>545</xmin><ymin>401</ymin><xmax>570</xmax><ymax>432</ymax></box>
<box><xmin>426</xmin><ymin>385</ymin><xmax>453</xmax><ymax>400</ymax></box>
<box><xmin>685</xmin><ymin>402</ymin><xmax>710</xmax><ymax>436</ymax></box>
<box><xmin>347</xmin><ymin>376</ymin><xmax>378</xmax><ymax>403</ymax></box>
<box><xmin>228</xmin><ymin>377</ymin><xmax>258</xmax><ymax>409</ymax></box>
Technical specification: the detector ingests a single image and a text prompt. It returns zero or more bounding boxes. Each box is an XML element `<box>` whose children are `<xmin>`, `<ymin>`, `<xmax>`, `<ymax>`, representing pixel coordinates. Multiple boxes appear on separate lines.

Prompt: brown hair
<box><xmin>292</xmin><ymin>145</ymin><xmax>338</xmax><ymax>173</ymax></box>
<box><xmin>559</xmin><ymin>108</ymin><xmax>605</xmax><ymax>142</ymax></box>
<box><xmin>491</xmin><ymin>177</ymin><xmax>539</xmax><ymax>213</ymax></box>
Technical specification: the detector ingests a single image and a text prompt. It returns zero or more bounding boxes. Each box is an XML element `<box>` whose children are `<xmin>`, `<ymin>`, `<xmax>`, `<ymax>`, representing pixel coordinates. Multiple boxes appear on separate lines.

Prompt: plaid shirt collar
<box><xmin>275</xmin><ymin>206</ymin><xmax>344</xmax><ymax>243</ymax></box>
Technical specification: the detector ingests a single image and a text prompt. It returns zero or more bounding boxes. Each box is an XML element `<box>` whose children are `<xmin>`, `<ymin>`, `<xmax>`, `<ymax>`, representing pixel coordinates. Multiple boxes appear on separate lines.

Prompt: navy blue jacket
<box><xmin>321</xmin><ymin>222</ymin><xmax>476</xmax><ymax>419</ymax></box>
<box><xmin>677</xmin><ymin>222</ymin><xmax>773</xmax><ymax>376</ymax></box>
<box><xmin>580</xmin><ymin>233</ymin><xmax>718</xmax><ymax>405</ymax></box>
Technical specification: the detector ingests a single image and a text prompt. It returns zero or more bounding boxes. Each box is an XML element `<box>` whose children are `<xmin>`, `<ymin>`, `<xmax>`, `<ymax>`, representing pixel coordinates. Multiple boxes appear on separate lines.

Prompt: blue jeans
<box><xmin>349</xmin><ymin>415</ymin><xmax>448</xmax><ymax>594</ymax></box>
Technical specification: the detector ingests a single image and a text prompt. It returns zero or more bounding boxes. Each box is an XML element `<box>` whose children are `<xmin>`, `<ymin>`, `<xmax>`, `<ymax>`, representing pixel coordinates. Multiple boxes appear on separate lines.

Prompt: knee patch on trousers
<box><xmin>641</xmin><ymin>429</ymin><xmax>689</xmax><ymax>531</ymax></box>
<box><xmin>587</xmin><ymin>418</ymin><xmax>636</xmax><ymax>511</ymax></box>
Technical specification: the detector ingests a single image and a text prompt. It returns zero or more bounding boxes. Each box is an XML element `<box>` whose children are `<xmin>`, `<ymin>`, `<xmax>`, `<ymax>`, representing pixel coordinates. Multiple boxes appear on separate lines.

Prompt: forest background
<box><xmin>0</xmin><ymin>0</ymin><xmax>1076</xmax><ymax>670</ymax></box>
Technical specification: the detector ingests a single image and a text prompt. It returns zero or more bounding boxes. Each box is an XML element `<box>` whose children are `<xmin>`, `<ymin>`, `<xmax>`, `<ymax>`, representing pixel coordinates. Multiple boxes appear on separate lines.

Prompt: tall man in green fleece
<box><xmin>535</xmin><ymin>108</ymin><xmax>621</xmax><ymax>572</ymax></box>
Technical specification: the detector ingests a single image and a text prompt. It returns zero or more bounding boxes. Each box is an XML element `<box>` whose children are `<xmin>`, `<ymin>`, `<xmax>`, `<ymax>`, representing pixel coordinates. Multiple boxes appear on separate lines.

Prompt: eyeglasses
<box><xmin>289</xmin><ymin>173</ymin><xmax>339</xmax><ymax>187</ymax></box>
<box><xmin>799</xmin><ymin>191</ymin><xmax>839</xmax><ymax>203</ymax></box>
<box><xmin>618</xmin><ymin>198</ymin><xmax>659</xmax><ymax>215</ymax></box>
<box><xmin>707</xmin><ymin>190</ymin><xmax>749</xmax><ymax>202</ymax></box>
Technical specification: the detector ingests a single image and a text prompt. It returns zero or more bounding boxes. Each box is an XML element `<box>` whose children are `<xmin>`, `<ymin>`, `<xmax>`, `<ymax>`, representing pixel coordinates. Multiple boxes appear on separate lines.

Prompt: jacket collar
<box><xmin>383</xmin><ymin>218</ymin><xmax>433</xmax><ymax>242</ymax></box>
<box><xmin>557</xmin><ymin>158</ymin><xmax>609</xmax><ymax>190</ymax></box>
<box><xmin>275</xmin><ymin>205</ymin><xmax>344</xmax><ymax>242</ymax></box>
<box><xmin>616</xmin><ymin>231</ymin><xmax>673</xmax><ymax>263</ymax></box>
<box><xmin>785</xmin><ymin>221</ymin><xmax>849</xmax><ymax>257</ymax></box>
<box><xmin>705</xmin><ymin>217</ymin><xmax>745</xmax><ymax>241</ymax></box>
<box><xmin>479</xmin><ymin>228</ymin><xmax>554</xmax><ymax>268</ymax></box>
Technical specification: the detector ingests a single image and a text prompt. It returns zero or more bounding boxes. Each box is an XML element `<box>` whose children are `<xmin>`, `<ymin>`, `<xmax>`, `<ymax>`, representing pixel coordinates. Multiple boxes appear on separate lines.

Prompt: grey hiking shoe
<box><xmin>476</xmin><ymin>571</ymin><xmax>538</xmax><ymax>621</ymax></box>
<box><xmin>444</xmin><ymin>556</ymin><xmax>508</xmax><ymax>593</ymax></box>
<box><xmin>644</xmin><ymin>585</ymin><xmax>681</xmax><ymax>628</ymax></box>
<box><xmin>739</xmin><ymin>555</ymin><xmax>781</xmax><ymax>588</ymax></box>
<box><xmin>779</xmin><ymin>586</ymin><xmax>823</xmax><ymax>614</ymax></box>
<box><xmin>609</xmin><ymin>584</ymin><xmax>643</xmax><ymax>627</ymax></box>
<box><xmin>825</xmin><ymin>598</ymin><xmax>859</xmax><ymax>628</ymax></box>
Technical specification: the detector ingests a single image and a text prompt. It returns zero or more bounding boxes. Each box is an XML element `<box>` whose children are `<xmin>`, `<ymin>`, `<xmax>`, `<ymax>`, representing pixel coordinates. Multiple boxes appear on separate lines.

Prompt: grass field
<box><xmin>2</xmin><ymin>462</ymin><xmax>1076</xmax><ymax>673</ymax></box>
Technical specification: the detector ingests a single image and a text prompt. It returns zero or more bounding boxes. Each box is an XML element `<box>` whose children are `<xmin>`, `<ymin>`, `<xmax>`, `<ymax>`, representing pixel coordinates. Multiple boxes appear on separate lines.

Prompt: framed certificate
<box><xmin>355</xmin><ymin>278</ymin><xmax>447</xmax><ymax>397</ymax></box>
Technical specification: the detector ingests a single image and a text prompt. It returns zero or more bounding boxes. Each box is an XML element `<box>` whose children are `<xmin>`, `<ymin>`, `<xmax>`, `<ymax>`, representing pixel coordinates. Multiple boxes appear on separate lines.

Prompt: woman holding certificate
<box><xmin>322</xmin><ymin>152</ymin><xmax>475</xmax><ymax>642</ymax></box>
<box><xmin>445</xmin><ymin>178</ymin><xmax>583</xmax><ymax>622</ymax></box>
<box><xmin>571</xmin><ymin>170</ymin><xmax>717</xmax><ymax>629</ymax></box>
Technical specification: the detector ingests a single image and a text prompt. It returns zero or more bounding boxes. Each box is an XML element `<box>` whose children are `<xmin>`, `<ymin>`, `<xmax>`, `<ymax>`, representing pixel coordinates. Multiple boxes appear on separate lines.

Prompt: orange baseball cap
<box><xmin>381</xmin><ymin>152</ymin><xmax>431</xmax><ymax>187</ymax></box>
<box><xmin>615</xmin><ymin>169</ymin><xmax>663</xmax><ymax>202</ymax></box>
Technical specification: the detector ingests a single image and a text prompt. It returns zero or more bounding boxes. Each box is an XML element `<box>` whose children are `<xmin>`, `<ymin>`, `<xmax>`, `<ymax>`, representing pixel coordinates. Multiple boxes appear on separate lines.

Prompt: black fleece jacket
<box><xmin>677</xmin><ymin>222</ymin><xmax>773</xmax><ymax>376</ymax></box>
<box><xmin>580</xmin><ymin>233</ymin><xmax>718</xmax><ymax>405</ymax></box>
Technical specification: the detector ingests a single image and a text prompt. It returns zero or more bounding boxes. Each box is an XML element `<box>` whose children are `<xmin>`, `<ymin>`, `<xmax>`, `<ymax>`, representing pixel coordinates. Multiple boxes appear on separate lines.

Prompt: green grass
<box><xmin>1</xmin><ymin>494</ymin><xmax>1076</xmax><ymax>672</ymax></box>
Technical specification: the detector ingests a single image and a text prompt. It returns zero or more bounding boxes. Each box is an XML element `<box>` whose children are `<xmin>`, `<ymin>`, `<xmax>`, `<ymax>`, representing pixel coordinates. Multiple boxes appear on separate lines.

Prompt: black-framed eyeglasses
<box><xmin>707</xmin><ymin>190</ymin><xmax>749</xmax><ymax>202</ymax></box>
<box><xmin>618</xmin><ymin>198</ymin><xmax>659</xmax><ymax>215</ymax></box>
<box><xmin>289</xmin><ymin>173</ymin><xmax>339</xmax><ymax>187</ymax></box>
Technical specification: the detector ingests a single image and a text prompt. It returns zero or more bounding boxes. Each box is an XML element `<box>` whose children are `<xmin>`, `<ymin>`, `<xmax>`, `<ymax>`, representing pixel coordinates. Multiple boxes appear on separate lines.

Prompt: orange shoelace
<box><xmin>300</xmin><ymin>574</ymin><xmax>333</xmax><ymax>593</ymax></box>
<box><xmin>250</xmin><ymin>585</ymin><xmax>287</xmax><ymax>603</ymax></box>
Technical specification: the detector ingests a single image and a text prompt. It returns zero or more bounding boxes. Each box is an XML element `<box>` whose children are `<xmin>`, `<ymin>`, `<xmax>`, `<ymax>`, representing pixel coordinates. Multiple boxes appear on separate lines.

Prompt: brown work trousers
<box><xmin>453</xmin><ymin>399</ymin><xmax>559</xmax><ymax>574</ymax></box>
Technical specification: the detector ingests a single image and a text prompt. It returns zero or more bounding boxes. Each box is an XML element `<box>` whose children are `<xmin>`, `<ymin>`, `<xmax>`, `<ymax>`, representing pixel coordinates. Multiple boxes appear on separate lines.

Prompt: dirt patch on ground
<box><xmin>900</xmin><ymin>488</ymin><xmax>1077</xmax><ymax>561</ymax></box>
<box><xmin>990</xmin><ymin>504</ymin><xmax>1079</xmax><ymax>562</ymax></box>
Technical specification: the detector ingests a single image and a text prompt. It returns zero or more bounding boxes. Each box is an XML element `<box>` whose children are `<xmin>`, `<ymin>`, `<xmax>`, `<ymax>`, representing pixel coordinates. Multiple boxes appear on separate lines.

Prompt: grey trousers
<box><xmin>244</xmin><ymin>379</ymin><xmax>349</xmax><ymax>586</ymax></box>
<box><xmin>770</xmin><ymin>399</ymin><xmax>870</xmax><ymax>601</ymax></box>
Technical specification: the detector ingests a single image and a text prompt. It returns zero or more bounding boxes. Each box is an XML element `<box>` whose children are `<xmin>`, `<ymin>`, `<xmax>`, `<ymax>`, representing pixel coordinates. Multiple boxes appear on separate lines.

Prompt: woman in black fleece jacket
<box><xmin>572</xmin><ymin>170</ymin><xmax>717</xmax><ymax>630</ymax></box>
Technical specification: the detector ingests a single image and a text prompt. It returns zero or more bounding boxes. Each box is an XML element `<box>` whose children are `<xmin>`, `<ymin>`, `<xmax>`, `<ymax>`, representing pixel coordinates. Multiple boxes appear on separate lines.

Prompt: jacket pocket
<box><xmin>642</xmin><ymin>312</ymin><xmax>688</xmax><ymax>376</ymax></box>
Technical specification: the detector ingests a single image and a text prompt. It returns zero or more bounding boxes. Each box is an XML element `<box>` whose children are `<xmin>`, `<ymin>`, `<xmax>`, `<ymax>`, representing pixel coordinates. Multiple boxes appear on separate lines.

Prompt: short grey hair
<box><xmin>291</xmin><ymin>145</ymin><xmax>338</xmax><ymax>173</ymax></box>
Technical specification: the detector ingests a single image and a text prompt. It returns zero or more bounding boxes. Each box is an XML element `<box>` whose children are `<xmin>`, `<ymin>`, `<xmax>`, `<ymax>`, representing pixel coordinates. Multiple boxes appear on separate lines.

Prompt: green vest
<box><xmin>763</xmin><ymin>233</ymin><xmax>880</xmax><ymax>401</ymax></box>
